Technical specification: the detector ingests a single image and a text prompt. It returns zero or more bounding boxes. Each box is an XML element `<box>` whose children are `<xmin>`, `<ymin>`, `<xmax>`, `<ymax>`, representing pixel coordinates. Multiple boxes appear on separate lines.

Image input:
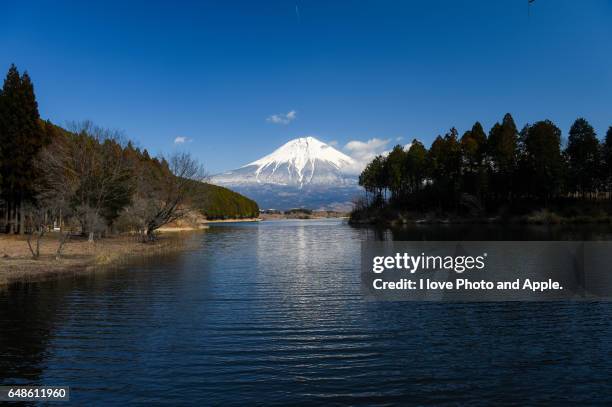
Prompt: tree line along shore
<box><xmin>0</xmin><ymin>64</ymin><xmax>258</xmax><ymax>268</ymax></box>
<box><xmin>351</xmin><ymin>113</ymin><xmax>612</xmax><ymax>225</ymax></box>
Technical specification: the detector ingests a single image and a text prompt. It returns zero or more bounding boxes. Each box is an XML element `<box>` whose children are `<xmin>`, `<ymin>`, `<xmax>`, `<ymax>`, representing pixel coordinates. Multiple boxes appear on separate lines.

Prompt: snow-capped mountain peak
<box><xmin>213</xmin><ymin>136</ymin><xmax>357</xmax><ymax>188</ymax></box>
<box><xmin>211</xmin><ymin>136</ymin><xmax>361</xmax><ymax>210</ymax></box>
<box><xmin>245</xmin><ymin>136</ymin><xmax>355</xmax><ymax>186</ymax></box>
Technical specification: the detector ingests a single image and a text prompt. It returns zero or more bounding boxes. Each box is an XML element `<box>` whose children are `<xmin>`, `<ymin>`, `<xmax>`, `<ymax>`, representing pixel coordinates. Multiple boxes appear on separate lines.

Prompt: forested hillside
<box><xmin>191</xmin><ymin>182</ymin><xmax>259</xmax><ymax>219</ymax></box>
<box><xmin>0</xmin><ymin>64</ymin><xmax>258</xmax><ymax>246</ymax></box>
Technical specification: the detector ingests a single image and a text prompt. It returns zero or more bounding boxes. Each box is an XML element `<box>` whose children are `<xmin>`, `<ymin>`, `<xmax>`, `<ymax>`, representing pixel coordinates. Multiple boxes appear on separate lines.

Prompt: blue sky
<box><xmin>2</xmin><ymin>0</ymin><xmax>611</xmax><ymax>173</ymax></box>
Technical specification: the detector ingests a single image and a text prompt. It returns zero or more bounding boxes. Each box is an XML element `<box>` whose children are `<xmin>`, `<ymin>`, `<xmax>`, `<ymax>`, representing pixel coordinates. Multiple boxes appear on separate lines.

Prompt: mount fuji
<box><xmin>211</xmin><ymin>137</ymin><xmax>362</xmax><ymax>211</ymax></box>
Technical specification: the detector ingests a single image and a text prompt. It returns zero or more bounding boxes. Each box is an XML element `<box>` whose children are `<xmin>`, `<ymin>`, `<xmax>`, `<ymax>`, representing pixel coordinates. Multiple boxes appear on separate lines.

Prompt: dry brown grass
<box><xmin>0</xmin><ymin>232</ymin><xmax>193</xmax><ymax>286</ymax></box>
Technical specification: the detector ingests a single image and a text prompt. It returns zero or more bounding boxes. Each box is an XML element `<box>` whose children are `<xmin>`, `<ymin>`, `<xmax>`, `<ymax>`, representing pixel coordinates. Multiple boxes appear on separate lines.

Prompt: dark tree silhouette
<box><xmin>0</xmin><ymin>65</ymin><xmax>46</xmax><ymax>233</ymax></box>
<box><xmin>352</xmin><ymin>114</ymin><xmax>612</xmax><ymax>223</ymax></box>
<box><xmin>565</xmin><ymin>118</ymin><xmax>600</xmax><ymax>199</ymax></box>
<box><xmin>519</xmin><ymin>120</ymin><xmax>564</xmax><ymax>203</ymax></box>
<box><xmin>461</xmin><ymin>122</ymin><xmax>487</xmax><ymax>198</ymax></box>
<box><xmin>404</xmin><ymin>139</ymin><xmax>427</xmax><ymax>195</ymax></box>
<box><xmin>488</xmin><ymin>113</ymin><xmax>518</xmax><ymax>202</ymax></box>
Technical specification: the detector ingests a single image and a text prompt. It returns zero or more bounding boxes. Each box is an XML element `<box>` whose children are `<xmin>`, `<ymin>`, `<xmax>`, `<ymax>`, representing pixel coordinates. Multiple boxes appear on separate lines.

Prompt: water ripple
<box><xmin>1</xmin><ymin>220</ymin><xmax>612</xmax><ymax>405</ymax></box>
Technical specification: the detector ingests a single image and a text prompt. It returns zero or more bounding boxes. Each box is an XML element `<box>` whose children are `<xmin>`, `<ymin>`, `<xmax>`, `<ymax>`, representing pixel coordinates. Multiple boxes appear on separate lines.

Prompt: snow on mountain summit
<box><xmin>246</xmin><ymin>137</ymin><xmax>355</xmax><ymax>185</ymax></box>
<box><xmin>213</xmin><ymin>136</ymin><xmax>357</xmax><ymax>188</ymax></box>
<box><xmin>210</xmin><ymin>136</ymin><xmax>361</xmax><ymax>210</ymax></box>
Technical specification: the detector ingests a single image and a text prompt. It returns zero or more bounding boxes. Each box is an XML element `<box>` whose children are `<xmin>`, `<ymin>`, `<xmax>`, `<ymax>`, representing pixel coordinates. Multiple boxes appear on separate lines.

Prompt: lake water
<box><xmin>2</xmin><ymin>219</ymin><xmax>612</xmax><ymax>405</ymax></box>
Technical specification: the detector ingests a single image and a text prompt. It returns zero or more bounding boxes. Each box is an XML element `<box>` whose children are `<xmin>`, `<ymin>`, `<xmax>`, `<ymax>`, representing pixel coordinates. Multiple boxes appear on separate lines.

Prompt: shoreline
<box><xmin>0</xmin><ymin>232</ymin><xmax>198</xmax><ymax>287</ymax></box>
<box><xmin>259</xmin><ymin>214</ymin><xmax>349</xmax><ymax>221</ymax></box>
<box><xmin>155</xmin><ymin>218</ymin><xmax>261</xmax><ymax>231</ymax></box>
<box><xmin>260</xmin><ymin>216</ymin><xmax>349</xmax><ymax>221</ymax></box>
<box><xmin>349</xmin><ymin>211</ymin><xmax>612</xmax><ymax>226</ymax></box>
<box><xmin>202</xmin><ymin>218</ymin><xmax>261</xmax><ymax>223</ymax></box>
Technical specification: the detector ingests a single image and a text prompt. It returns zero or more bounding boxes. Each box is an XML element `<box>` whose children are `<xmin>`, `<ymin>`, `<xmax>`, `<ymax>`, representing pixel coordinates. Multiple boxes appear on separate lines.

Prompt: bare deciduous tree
<box><xmin>22</xmin><ymin>181</ymin><xmax>76</xmax><ymax>259</ymax></box>
<box><xmin>23</xmin><ymin>203</ymin><xmax>47</xmax><ymax>259</ymax></box>
<box><xmin>40</xmin><ymin>121</ymin><xmax>134</xmax><ymax>242</ymax></box>
<box><xmin>121</xmin><ymin>152</ymin><xmax>206</xmax><ymax>241</ymax></box>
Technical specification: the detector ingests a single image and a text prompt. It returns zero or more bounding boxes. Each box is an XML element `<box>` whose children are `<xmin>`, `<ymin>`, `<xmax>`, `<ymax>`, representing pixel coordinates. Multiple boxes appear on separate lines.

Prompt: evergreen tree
<box><xmin>404</xmin><ymin>139</ymin><xmax>427</xmax><ymax>194</ymax></box>
<box><xmin>385</xmin><ymin>145</ymin><xmax>407</xmax><ymax>201</ymax></box>
<box><xmin>565</xmin><ymin>118</ymin><xmax>600</xmax><ymax>198</ymax></box>
<box><xmin>520</xmin><ymin>120</ymin><xmax>564</xmax><ymax>202</ymax></box>
<box><xmin>0</xmin><ymin>65</ymin><xmax>44</xmax><ymax>233</ymax></box>
<box><xmin>358</xmin><ymin>155</ymin><xmax>387</xmax><ymax>205</ymax></box>
<box><xmin>462</xmin><ymin>122</ymin><xmax>487</xmax><ymax>168</ymax></box>
<box><xmin>427</xmin><ymin>129</ymin><xmax>462</xmax><ymax>208</ymax></box>
<box><xmin>488</xmin><ymin>113</ymin><xmax>518</xmax><ymax>201</ymax></box>
<box><xmin>461</xmin><ymin>122</ymin><xmax>487</xmax><ymax>198</ymax></box>
<box><xmin>427</xmin><ymin>136</ymin><xmax>447</xmax><ymax>209</ymax></box>
<box><xmin>489</xmin><ymin>114</ymin><xmax>518</xmax><ymax>170</ymax></box>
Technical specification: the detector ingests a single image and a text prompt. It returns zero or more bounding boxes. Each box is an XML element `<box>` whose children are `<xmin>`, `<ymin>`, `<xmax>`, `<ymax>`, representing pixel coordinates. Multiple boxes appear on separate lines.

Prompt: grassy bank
<box><xmin>0</xmin><ymin>232</ymin><xmax>196</xmax><ymax>286</ymax></box>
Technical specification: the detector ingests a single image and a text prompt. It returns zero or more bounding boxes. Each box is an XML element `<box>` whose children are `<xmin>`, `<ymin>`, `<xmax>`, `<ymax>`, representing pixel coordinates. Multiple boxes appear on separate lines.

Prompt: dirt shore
<box><xmin>202</xmin><ymin>218</ymin><xmax>261</xmax><ymax>223</ymax></box>
<box><xmin>0</xmin><ymin>232</ymin><xmax>196</xmax><ymax>286</ymax></box>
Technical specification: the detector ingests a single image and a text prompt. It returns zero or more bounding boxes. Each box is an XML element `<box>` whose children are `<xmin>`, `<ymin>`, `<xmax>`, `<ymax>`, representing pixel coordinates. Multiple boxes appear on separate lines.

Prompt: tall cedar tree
<box><xmin>427</xmin><ymin>128</ymin><xmax>462</xmax><ymax>208</ymax></box>
<box><xmin>488</xmin><ymin>113</ymin><xmax>518</xmax><ymax>201</ymax></box>
<box><xmin>460</xmin><ymin>121</ymin><xmax>487</xmax><ymax>197</ymax></box>
<box><xmin>565</xmin><ymin>118</ymin><xmax>600</xmax><ymax>198</ymax></box>
<box><xmin>0</xmin><ymin>65</ymin><xmax>45</xmax><ymax>233</ymax></box>
<box><xmin>358</xmin><ymin>155</ymin><xmax>387</xmax><ymax>204</ymax></box>
<box><xmin>386</xmin><ymin>145</ymin><xmax>408</xmax><ymax>201</ymax></box>
<box><xmin>520</xmin><ymin>120</ymin><xmax>564</xmax><ymax>203</ymax></box>
<box><xmin>404</xmin><ymin>139</ymin><xmax>427</xmax><ymax>194</ymax></box>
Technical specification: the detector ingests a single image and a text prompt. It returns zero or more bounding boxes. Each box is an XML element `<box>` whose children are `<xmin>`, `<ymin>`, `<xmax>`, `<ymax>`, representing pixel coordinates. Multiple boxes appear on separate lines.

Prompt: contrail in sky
<box><xmin>295</xmin><ymin>4</ymin><xmax>301</xmax><ymax>23</ymax></box>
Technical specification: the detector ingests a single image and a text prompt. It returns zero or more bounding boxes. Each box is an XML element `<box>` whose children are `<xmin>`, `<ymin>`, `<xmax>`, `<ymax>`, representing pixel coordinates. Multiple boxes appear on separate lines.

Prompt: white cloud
<box><xmin>342</xmin><ymin>138</ymin><xmax>415</xmax><ymax>174</ymax></box>
<box><xmin>267</xmin><ymin>110</ymin><xmax>297</xmax><ymax>125</ymax></box>
<box><xmin>343</xmin><ymin>138</ymin><xmax>390</xmax><ymax>174</ymax></box>
<box><xmin>174</xmin><ymin>136</ymin><xmax>191</xmax><ymax>144</ymax></box>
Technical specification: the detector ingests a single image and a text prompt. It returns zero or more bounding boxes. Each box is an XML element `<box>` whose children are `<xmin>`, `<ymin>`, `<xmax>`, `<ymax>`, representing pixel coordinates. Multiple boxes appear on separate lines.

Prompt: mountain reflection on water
<box><xmin>1</xmin><ymin>219</ymin><xmax>611</xmax><ymax>405</ymax></box>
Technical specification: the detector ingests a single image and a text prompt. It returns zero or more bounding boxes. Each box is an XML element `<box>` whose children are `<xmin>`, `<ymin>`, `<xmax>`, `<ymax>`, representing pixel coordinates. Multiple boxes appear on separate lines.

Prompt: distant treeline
<box><xmin>355</xmin><ymin>113</ymin><xmax>612</xmax><ymax>217</ymax></box>
<box><xmin>0</xmin><ymin>64</ymin><xmax>257</xmax><ymax>247</ymax></box>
